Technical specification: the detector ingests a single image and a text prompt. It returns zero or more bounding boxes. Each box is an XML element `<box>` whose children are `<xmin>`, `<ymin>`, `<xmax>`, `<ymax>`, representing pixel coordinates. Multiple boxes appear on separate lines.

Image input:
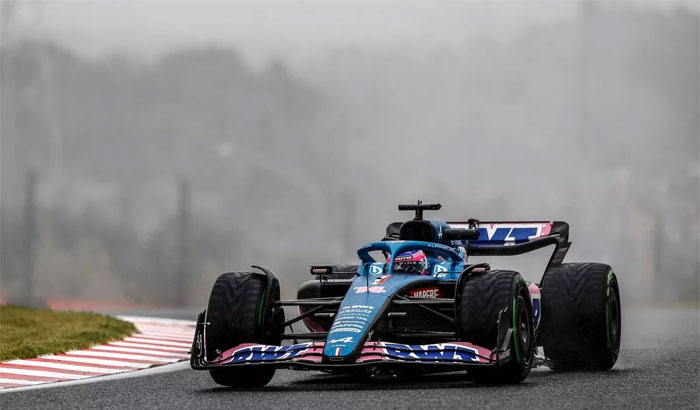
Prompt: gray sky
<box><xmin>7</xmin><ymin>0</ymin><xmax>698</xmax><ymax>68</ymax></box>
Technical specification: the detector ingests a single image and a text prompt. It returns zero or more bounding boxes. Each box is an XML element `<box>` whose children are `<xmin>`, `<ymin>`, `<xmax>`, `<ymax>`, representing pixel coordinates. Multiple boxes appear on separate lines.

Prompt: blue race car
<box><xmin>190</xmin><ymin>202</ymin><xmax>621</xmax><ymax>386</ymax></box>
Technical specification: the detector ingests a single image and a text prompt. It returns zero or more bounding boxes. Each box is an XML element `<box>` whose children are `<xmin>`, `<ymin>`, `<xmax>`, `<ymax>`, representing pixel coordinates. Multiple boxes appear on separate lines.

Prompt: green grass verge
<box><xmin>0</xmin><ymin>305</ymin><xmax>136</xmax><ymax>362</ymax></box>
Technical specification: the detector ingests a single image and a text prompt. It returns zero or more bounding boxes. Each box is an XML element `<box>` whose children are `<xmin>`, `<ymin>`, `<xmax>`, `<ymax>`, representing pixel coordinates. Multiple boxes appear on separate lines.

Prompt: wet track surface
<box><xmin>1</xmin><ymin>309</ymin><xmax>698</xmax><ymax>409</ymax></box>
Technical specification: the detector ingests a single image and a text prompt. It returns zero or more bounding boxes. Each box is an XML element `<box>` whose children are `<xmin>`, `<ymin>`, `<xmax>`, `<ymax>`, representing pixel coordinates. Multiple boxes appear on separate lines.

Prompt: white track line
<box><xmin>117</xmin><ymin>316</ymin><xmax>196</xmax><ymax>326</ymax></box>
<box><xmin>136</xmin><ymin>328</ymin><xmax>193</xmax><ymax>335</ymax></box>
<box><xmin>124</xmin><ymin>335</ymin><xmax>191</xmax><ymax>344</ymax></box>
<box><xmin>135</xmin><ymin>332</ymin><xmax>193</xmax><ymax>339</ymax></box>
<box><xmin>0</xmin><ymin>378</ymin><xmax>45</xmax><ymax>386</ymax></box>
<box><xmin>135</xmin><ymin>333</ymin><xmax>193</xmax><ymax>340</ymax></box>
<box><xmin>64</xmin><ymin>351</ymin><xmax>179</xmax><ymax>363</ymax></box>
<box><xmin>42</xmin><ymin>355</ymin><xmax>151</xmax><ymax>368</ymax></box>
<box><xmin>129</xmin><ymin>332</ymin><xmax>192</xmax><ymax>340</ymax></box>
<box><xmin>134</xmin><ymin>323</ymin><xmax>192</xmax><ymax>332</ymax></box>
<box><xmin>108</xmin><ymin>341</ymin><xmax>189</xmax><ymax>352</ymax></box>
<box><xmin>0</xmin><ymin>368</ymin><xmax>90</xmax><ymax>380</ymax></box>
<box><xmin>136</xmin><ymin>326</ymin><xmax>194</xmax><ymax>337</ymax></box>
<box><xmin>122</xmin><ymin>337</ymin><xmax>191</xmax><ymax>348</ymax></box>
<box><xmin>135</xmin><ymin>332</ymin><xmax>193</xmax><ymax>341</ymax></box>
<box><xmin>5</xmin><ymin>360</ymin><xmax>126</xmax><ymax>374</ymax></box>
<box><xmin>90</xmin><ymin>346</ymin><xmax>187</xmax><ymax>357</ymax></box>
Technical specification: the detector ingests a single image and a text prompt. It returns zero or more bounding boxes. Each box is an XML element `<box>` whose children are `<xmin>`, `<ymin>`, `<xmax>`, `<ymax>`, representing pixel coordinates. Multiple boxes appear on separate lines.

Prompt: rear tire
<box><xmin>205</xmin><ymin>272</ymin><xmax>282</xmax><ymax>387</ymax></box>
<box><xmin>540</xmin><ymin>263</ymin><xmax>621</xmax><ymax>370</ymax></box>
<box><xmin>457</xmin><ymin>270</ymin><xmax>534</xmax><ymax>384</ymax></box>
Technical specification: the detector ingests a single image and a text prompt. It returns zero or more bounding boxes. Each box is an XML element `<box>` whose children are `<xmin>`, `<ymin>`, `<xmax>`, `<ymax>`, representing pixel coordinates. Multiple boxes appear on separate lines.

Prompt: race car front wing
<box><xmin>190</xmin><ymin>310</ymin><xmax>513</xmax><ymax>371</ymax></box>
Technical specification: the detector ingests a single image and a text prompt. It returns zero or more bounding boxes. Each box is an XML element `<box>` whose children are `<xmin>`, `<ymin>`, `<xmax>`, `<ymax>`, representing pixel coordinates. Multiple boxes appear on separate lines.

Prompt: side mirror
<box><xmin>442</xmin><ymin>228</ymin><xmax>480</xmax><ymax>241</ymax></box>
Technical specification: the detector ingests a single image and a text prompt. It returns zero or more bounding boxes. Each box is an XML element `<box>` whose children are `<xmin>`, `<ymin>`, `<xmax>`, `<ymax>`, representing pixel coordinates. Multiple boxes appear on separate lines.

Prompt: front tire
<box><xmin>540</xmin><ymin>263</ymin><xmax>621</xmax><ymax>370</ymax></box>
<box><xmin>457</xmin><ymin>270</ymin><xmax>534</xmax><ymax>384</ymax></box>
<box><xmin>205</xmin><ymin>272</ymin><xmax>282</xmax><ymax>387</ymax></box>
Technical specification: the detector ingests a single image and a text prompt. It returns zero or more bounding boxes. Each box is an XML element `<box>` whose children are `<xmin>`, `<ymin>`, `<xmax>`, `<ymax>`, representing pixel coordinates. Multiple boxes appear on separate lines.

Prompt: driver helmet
<box><xmin>393</xmin><ymin>250</ymin><xmax>428</xmax><ymax>275</ymax></box>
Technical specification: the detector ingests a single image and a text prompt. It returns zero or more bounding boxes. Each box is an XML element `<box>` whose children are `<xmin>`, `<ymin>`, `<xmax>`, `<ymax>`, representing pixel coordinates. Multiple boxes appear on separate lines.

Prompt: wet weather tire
<box><xmin>540</xmin><ymin>263</ymin><xmax>621</xmax><ymax>370</ymax></box>
<box><xmin>205</xmin><ymin>272</ymin><xmax>282</xmax><ymax>387</ymax></box>
<box><xmin>457</xmin><ymin>270</ymin><xmax>534</xmax><ymax>384</ymax></box>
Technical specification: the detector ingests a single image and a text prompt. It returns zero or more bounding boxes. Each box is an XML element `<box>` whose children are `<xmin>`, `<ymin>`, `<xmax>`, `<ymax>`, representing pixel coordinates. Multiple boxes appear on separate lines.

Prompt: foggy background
<box><xmin>1</xmin><ymin>0</ymin><xmax>698</xmax><ymax>309</ymax></box>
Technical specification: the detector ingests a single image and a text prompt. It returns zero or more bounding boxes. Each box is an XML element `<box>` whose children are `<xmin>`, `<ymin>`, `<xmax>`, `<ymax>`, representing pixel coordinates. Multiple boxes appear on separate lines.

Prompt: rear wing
<box><xmin>447</xmin><ymin>220</ymin><xmax>571</xmax><ymax>269</ymax></box>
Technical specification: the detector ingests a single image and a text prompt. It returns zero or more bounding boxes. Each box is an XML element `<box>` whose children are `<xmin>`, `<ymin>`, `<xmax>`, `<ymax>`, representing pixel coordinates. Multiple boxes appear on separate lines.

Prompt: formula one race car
<box><xmin>191</xmin><ymin>202</ymin><xmax>621</xmax><ymax>386</ymax></box>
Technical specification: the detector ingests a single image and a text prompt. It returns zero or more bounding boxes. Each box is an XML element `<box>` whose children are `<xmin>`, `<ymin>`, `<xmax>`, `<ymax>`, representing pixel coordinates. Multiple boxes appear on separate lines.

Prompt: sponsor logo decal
<box><xmin>426</xmin><ymin>242</ymin><xmax>457</xmax><ymax>253</ymax></box>
<box><xmin>354</xmin><ymin>286</ymin><xmax>386</xmax><ymax>294</ymax></box>
<box><xmin>225</xmin><ymin>341</ymin><xmax>487</xmax><ymax>364</ymax></box>
<box><xmin>328</xmin><ymin>305</ymin><xmax>375</xmax><ymax>335</ymax></box>
<box><xmin>433</xmin><ymin>265</ymin><xmax>448</xmax><ymax>275</ymax></box>
<box><xmin>227</xmin><ymin>343</ymin><xmax>311</xmax><ymax>363</ymax></box>
<box><xmin>369</xmin><ymin>264</ymin><xmax>384</xmax><ymax>275</ymax></box>
<box><xmin>475</xmin><ymin>224</ymin><xmax>548</xmax><ymax>246</ymax></box>
<box><xmin>328</xmin><ymin>337</ymin><xmax>353</xmax><ymax>344</ymax></box>
<box><xmin>409</xmin><ymin>287</ymin><xmax>442</xmax><ymax>299</ymax></box>
<box><xmin>383</xmin><ymin>343</ymin><xmax>480</xmax><ymax>362</ymax></box>
<box><xmin>372</xmin><ymin>275</ymin><xmax>392</xmax><ymax>285</ymax></box>
<box><xmin>329</xmin><ymin>327</ymin><xmax>362</xmax><ymax>333</ymax></box>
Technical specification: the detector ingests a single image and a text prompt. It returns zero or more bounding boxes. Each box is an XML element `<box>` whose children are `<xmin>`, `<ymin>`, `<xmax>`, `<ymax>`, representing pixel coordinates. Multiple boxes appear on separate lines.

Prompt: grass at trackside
<box><xmin>0</xmin><ymin>305</ymin><xmax>136</xmax><ymax>362</ymax></box>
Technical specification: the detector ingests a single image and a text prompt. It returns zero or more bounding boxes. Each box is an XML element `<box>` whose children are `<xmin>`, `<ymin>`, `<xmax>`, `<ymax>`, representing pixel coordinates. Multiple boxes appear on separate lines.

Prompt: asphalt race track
<box><xmin>1</xmin><ymin>308</ymin><xmax>698</xmax><ymax>409</ymax></box>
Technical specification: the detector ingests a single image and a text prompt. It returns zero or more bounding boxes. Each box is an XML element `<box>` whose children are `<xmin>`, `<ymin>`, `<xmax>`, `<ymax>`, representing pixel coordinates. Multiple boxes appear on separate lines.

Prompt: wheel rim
<box><xmin>607</xmin><ymin>286</ymin><xmax>621</xmax><ymax>352</ymax></box>
<box><xmin>519</xmin><ymin>309</ymin><xmax>530</xmax><ymax>348</ymax></box>
<box><xmin>514</xmin><ymin>295</ymin><xmax>532</xmax><ymax>364</ymax></box>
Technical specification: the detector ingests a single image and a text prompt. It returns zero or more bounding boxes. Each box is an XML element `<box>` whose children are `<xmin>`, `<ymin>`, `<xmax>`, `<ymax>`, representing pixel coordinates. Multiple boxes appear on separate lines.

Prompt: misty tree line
<box><xmin>1</xmin><ymin>3</ymin><xmax>698</xmax><ymax>306</ymax></box>
<box><xmin>0</xmin><ymin>43</ymin><xmax>349</xmax><ymax>305</ymax></box>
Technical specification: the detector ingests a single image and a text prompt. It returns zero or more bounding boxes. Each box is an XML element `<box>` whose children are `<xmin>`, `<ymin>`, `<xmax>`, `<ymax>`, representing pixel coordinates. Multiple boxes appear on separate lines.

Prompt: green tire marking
<box><xmin>511</xmin><ymin>279</ymin><xmax>526</xmax><ymax>365</ymax></box>
<box><xmin>605</xmin><ymin>269</ymin><xmax>615</xmax><ymax>349</ymax></box>
<box><xmin>257</xmin><ymin>287</ymin><xmax>267</xmax><ymax>327</ymax></box>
